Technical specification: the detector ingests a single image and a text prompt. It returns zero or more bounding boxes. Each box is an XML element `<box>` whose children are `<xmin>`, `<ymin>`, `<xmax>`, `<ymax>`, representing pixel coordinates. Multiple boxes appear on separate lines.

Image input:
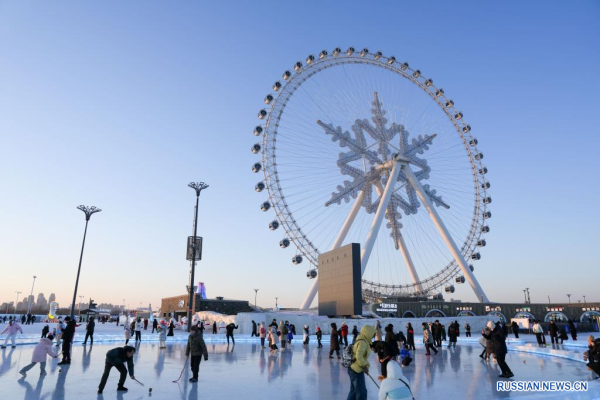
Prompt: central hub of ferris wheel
<box><xmin>251</xmin><ymin>47</ymin><xmax>492</xmax><ymax>308</ymax></box>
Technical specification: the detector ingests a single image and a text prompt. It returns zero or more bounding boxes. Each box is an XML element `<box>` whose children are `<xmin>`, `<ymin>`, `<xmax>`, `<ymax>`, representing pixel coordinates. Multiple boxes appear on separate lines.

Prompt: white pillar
<box><xmin>374</xmin><ymin>183</ymin><xmax>422</xmax><ymax>291</ymax></box>
<box><xmin>403</xmin><ymin>165</ymin><xmax>490</xmax><ymax>303</ymax></box>
<box><xmin>360</xmin><ymin>162</ymin><xmax>402</xmax><ymax>275</ymax></box>
<box><xmin>300</xmin><ymin>190</ymin><xmax>367</xmax><ymax>310</ymax></box>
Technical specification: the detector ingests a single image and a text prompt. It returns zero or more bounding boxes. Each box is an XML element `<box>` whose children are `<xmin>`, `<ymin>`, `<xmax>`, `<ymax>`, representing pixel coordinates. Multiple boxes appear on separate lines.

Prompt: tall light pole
<box><xmin>187</xmin><ymin>182</ymin><xmax>209</xmax><ymax>333</ymax></box>
<box><xmin>566</xmin><ymin>294</ymin><xmax>571</xmax><ymax>304</ymax></box>
<box><xmin>70</xmin><ymin>205</ymin><xmax>101</xmax><ymax>319</ymax></box>
<box><xmin>275</xmin><ymin>297</ymin><xmax>278</xmax><ymax>309</ymax></box>
<box><xmin>26</xmin><ymin>276</ymin><xmax>37</xmax><ymax>315</ymax></box>
<box><xmin>583</xmin><ymin>295</ymin><xmax>587</xmax><ymax>303</ymax></box>
<box><xmin>14</xmin><ymin>291</ymin><xmax>21</xmax><ymax>316</ymax></box>
<box><xmin>522</xmin><ymin>289</ymin><xmax>527</xmax><ymax>303</ymax></box>
<box><xmin>254</xmin><ymin>289</ymin><xmax>259</xmax><ymax>308</ymax></box>
<box><xmin>525</xmin><ymin>288</ymin><xmax>531</xmax><ymax>304</ymax></box>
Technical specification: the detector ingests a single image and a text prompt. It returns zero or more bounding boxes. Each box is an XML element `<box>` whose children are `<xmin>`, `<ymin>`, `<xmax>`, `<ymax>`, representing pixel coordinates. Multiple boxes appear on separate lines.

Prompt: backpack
<box><xmin>340</xmin><ymin>342</ymin><xmax>355</xmax><ymax>368</ymax></box>
<box><xmin>341</xmin><ymin>338</ymin><xmax>366</xmax><ymax>368</ymax></box>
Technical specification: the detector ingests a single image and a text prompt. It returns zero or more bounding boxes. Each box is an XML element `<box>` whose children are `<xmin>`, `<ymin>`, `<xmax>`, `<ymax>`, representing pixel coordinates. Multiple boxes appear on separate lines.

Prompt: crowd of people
<box><xmin>2</xmin><ymin>315</ymin><xmax>598</xmax><ymax>398</ymax></box>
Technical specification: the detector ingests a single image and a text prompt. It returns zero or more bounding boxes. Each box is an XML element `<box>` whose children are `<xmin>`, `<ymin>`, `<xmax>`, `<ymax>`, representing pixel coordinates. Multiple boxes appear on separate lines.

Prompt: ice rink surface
<box><xmin>1</xmin><ymin>327</ymin><xmax>599</xmax><ymax>400</ymax></box>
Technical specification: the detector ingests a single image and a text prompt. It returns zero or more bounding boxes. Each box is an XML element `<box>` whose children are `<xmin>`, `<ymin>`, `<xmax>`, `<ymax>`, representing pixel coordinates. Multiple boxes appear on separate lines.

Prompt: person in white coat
<box><xmin>19</xmin><ymin>334</ymin><xmax>58</xmax><ymax>376</ymax></box>
<box><xmin>378</xmin><ymin>361</ymin><xmax>413</xmax><ymax>400</ymax></box>
<box><xmin>303</xmin><ymin>324</ymin><xmax>310</xmax><ymax>346</ymax></box>
<box><xmin>1</xmin><ymin>320</ymin><xmax>23</xmax><ymax>348</ymax></box>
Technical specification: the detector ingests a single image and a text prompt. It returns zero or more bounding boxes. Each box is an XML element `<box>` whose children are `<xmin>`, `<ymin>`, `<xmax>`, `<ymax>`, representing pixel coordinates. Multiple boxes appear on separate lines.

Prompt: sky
<box><xmin>0</xmin><ymin>1</ymin><xmax>599</xmax><ymax>311</ymax></box>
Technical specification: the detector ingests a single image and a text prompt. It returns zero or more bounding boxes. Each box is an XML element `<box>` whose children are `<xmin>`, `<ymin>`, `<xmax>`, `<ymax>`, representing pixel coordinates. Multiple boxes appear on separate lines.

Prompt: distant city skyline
<box><xmin>1</xmin><ymin>1</ymin><xmax>598</xmax><ymax>309</ymax></box>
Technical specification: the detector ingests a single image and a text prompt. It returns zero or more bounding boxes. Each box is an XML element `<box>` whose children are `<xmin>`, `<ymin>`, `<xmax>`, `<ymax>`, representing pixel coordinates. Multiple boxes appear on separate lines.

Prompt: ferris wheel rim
<box><xmin>257</xmin><ymin>48</ymin><xmax>490</xmax><ymax>295</ymax></box>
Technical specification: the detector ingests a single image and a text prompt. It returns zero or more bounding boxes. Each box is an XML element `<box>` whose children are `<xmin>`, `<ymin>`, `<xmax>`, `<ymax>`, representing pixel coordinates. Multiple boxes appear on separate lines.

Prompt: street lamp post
<box><xmin>525</xmin><ymin>288</ymin><xmax>531</xmax><ymax>304</ymax></box>
<box><xmin>254</xmin><ymin>289</ymin><xmax>259</xmax><ymax>308</ymax></box>
<box><xmin>522</xmin><ymin>289</ymin><xmax>527</xmax><ymax>303</ymax></box>
<box><xmin>583</xmin><ymin>295</ymin><xmax>587</xmax><ymax>303</ymax></box>
<box><xmin>70</xmin><ymin>205</ymin><xmax>101</xmax><ymax>319</ymax></box>
<box><xmin>275</xmin><ymin>297</ymin><xmax>278</xmax><ymax>309</ymax></box>
<box><xmin>26</xmin><ymin>276</ymin><xmax>37</xmax><ymax>315</ymax></box>
<box><xmin>14</xmin><ymin>291</ymin><xmax>21</xmax><ymax>316</ymax></box>
<box><xmin>187</xmin><ymin>182</ymin><xmax>209</xmax><ymax>333</ymax></box>
<box><xmin>566</xmin><ymin>294</ymin><xmax>571</xmax><ymax>304</ymax></box>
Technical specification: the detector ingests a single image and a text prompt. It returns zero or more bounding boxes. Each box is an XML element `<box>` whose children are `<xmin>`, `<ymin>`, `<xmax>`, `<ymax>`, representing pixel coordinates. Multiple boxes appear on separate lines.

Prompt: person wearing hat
<box><xmin>58</xmin><ymin>317</ymin><xmax>79</xmax><ymax>365</ymax></box>
<box><xmin>185</xmin><ymin>326</ymin><xmax>209</xmax><ymax>383</ymax></box>
<box><xmin>19</xmin><ymin>334</ymin><xmax>58</xmax><ymax>377</ymax></box>
<box><xmin>492</xmin><ymin>321</ymin><xmax>514</xmax><ymax>378</ymax></box>
<box><xmin>98</xmin><ymin>345</ymin><xmax>136</xmax><ymax>394</ymax></box>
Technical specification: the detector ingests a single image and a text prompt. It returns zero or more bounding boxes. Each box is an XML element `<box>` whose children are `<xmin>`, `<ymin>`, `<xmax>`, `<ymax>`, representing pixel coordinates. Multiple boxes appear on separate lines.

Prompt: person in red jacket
<box><xmin>340</xmin><ymin>321</ymin><xmax>349</xmax><ymax>348</ymax></box>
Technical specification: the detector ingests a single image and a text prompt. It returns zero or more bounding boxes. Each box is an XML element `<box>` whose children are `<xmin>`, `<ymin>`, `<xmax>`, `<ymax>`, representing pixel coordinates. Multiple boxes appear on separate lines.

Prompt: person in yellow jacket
<box><xmin>348</xmin><ymin>325</ymin><xmax>376</xmax><ymax>400</ymax></box>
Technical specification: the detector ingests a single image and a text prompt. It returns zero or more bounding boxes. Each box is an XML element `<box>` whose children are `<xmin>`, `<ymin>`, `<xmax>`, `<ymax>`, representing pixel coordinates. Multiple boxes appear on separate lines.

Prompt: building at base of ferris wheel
<box><xmin>368</xmin><ymin>299</ymin><xmax>600</xmax><ymax>327</ymax></box>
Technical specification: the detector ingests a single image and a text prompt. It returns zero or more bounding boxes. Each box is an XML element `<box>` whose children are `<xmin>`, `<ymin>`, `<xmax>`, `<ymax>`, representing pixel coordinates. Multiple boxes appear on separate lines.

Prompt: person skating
<box><xmin>432</xmin><ymin>321</ymin><xmax>442</xmax><ymax>347</ymax></box>
<box><xmin>447</xmin><ymin>323</ymin><xmax>457</xmax><ymax>348</ymax></box>
<box><xmin>143</xmin><ymin>318</ymin><xmax>148</xmax><ymax>331</ymax></box>
<box><xmin>124</xmin><ymin>325</ymin><xmax>131</xmax><ymax>345</ymax></box>
<box><xmin>422</xmin><ymin>323</ymin><xmax>438</xmax><ymax>355</ymax></box>
<box><xmin>158</xmin><ymin>319</ymin><xmax>167</xmax><ymax>348</ymax></box>
<box><xmin>41</xmin><ymin>324</ymin><xmax>49</xmax><ymax>338</ymax></box>
<box><xmin>352</xmin><ymin>325</ymin><xmax>359</xmax><ymax>344</ymax></box>
<box><xmin>168</xmin><ymin>320</ymin><xmax>175</xmax><ymax>337</ymax></box>
<box><xmin>532</xmin><ymin>320</ymin><xmax>546</xmax><ymax>346</ymax></box>
<box><xmin>347</xmin><ymin>325</ymin><xmax>376</xmax><ymax>400</ymax></box>
<box><xmin>480</xmin><ymin>322</ymin><xmax>493</xmax><ymax>361</ymax></box>
<box><xmin>225</xmin><ymin>322</ymin><xmax>238</xmax><ymax>345</ymax></box>
<box><xmin>568</xmin><ymin>319</ymin><xmax>578</xmax><ymax>340</ymax></box>
<box><xmin>268</xmin><ymin>326</ymin><xmax>279</xmax><ymax>353</ymax></box>
<box><xmin>212</xmin><ymin>321</ymin><xmax>217</xmax><ymax>334</ymax></box>
<box><xmin>378</xmin><ymin>360</ymin><xmax>412</xmax><ymax>400</ymax></box>
<box><xmin>329</xmin><ymin>323</ymin><xmax>341</xmax><ymax>359</ymax></box>
<box><xmin>340</xmin><ymin>321</ymin><xmax>349</xmax><ymax>348</ymax></box>
<box><xmin>251</xmin><ymin>320</ymin><xmax>258</xmax><ymax>337</ymax></box>
<box><xmin>280</xmin><ymin>321</ymin><xmax>288</xmax><ymax>349</ymax></box>
<box><xmin>399</xmin><ymin>344</ymin><xmax>412</xmax><ymax>367</ymax></box>
<box><xmin>54</xmin><ymin>318</ymin><xmax>65</xmax><ymax>347</ymax></box>
<box><xmin>58</xmin><ymin>317</ymin><xmax>78</xmax><ymax>365</ymax></box>
<box><xmin>511</xmin><ymin>321</ymin><xmax>519</xmax><ymax>338</ymax></box>
<box><xmin>83</xmin><ymin>317</ymin><xmax>95</xmax><ymax>345</ymax></box>
<box><xmin>583</xmin><ymin>335</ymin><xmax>600</xmax><ymax>377</ymax></box>
<box><xmin>134</xmin><ymin>318</ymin><xmax>142</xmax><ymax>342</ymax></box>
<box><xmin>560</xmin><ymin>325</ymin><xmax>569</xmax><ymax>344</ymax></box>
<box><xmin>465</xmin><ymin>323</ymin><xmax>471</xmax><ymax>337</ymax></box>
<box><xmin>316</xmin><ymin>326</ymin><xmax>323</xmax><ymax>348</ymax></box>
<box><xmin>19</xmin><ymin>334</ymin><xmax>58</xmax><ymax>377</ymax></box>
<box><xmin>492</xmin><ymin>322</ymin><xmax>514</xmax><ymax>378</ymax></box>
<box><xmin>302</xmin><ymin>324</ymin><xmax>310</xmax><ymax>346</ymax></box>
<box><xmin>384</xmin><ymin>324</ymin><xmax>399</xmax><ymax>360</ymax></box>
<box><xmin>287</xmin><ymin>322</ymin><xmax>294</xmax><ymax>345</ymax></box>
<box><xmin>97</xmin><ymin>345</ymin><xmax>136</xmax><ymax>394</ymax></box>
<box><xmin>1</xmin><ymin>320</ymin><xmax>23</xmax><ymax>349</ymax></box>
<box><xmin>548</xmin><ymin>320</ymin><xmax>559</xmax><ymax>345</ymax></box>
<box><xmin>152</xmin><ymin>318</ymin><xmax>158</xmax><ymax>333</ymax></box>
<box><xmin>185</xmin><ymin>326</ymin><xmax>208</xmax><ymax>383</ymax></box>
<box><xmin>375</xmin><ymin>320</ymin><xmax>383</xmax><ymax>341</ymax></box>
<box><xmin>259</xmin><ymin>322</ymin><xmax>266</xmax><ymax>348</ymax></box>
<box><xmin>406</xmin><ymin>323</ymin><xmax>415</xmax><ymax>351</ymax></box>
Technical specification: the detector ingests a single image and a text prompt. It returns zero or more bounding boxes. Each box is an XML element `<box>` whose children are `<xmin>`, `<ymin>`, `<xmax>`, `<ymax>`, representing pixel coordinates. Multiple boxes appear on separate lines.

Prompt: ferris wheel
<box><xmin>251</xmin><ymin>47</ymin><xmax>491</xmax><ymax>308</ymax></box>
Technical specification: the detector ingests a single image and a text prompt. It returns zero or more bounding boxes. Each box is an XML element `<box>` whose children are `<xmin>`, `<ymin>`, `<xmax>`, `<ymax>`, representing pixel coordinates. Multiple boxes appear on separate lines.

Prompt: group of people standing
<box><xmin>532</xmin><ymin>319</ymin><xmax>578</xmax><ymax>346</ymax></box>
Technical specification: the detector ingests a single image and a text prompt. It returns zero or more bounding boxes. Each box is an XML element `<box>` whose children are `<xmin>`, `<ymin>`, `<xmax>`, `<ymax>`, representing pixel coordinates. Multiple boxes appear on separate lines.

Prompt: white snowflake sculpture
<box><xmin>317</xmin><ymin>92</ymin><xmax>449</xmax><ymax>248</ymax></box>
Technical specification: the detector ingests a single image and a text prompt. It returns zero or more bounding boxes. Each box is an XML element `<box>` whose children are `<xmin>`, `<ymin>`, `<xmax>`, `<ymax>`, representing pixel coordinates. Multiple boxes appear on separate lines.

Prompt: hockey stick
<box><xmin>366</xmin><ymin>372</ymin><xmax>380</xmax><ymax>389</ymax></box>
<box><xmin>172</xmin><ymin>355</ymin><xmax>189</xmax><ymax>383</ymax></box>
<box><xmin>132</xmin><ymin>377</ymin><xmax>145</xmax><ymax>386</ymax></box>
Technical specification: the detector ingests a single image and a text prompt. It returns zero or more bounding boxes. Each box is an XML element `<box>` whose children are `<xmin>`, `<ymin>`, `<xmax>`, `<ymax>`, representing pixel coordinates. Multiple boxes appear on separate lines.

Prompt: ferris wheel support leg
<box><xmin>374</xmin><ymin>183</ymin><xmax>422</xmax><ymax>292</ymax></box>
<box><xmin>300</xmin><ymin>190</ymin><xmax>367</xmax><ymax>310</ymax></box>
<box><xmin>361</xmin><ymin>162</ymin><xmax>402</xmax><ymax>276</ymax></box>
<box><xmin>403</xmin><ymin>165</ymin><xmax>490</xmax><ymax>303</ymax></box>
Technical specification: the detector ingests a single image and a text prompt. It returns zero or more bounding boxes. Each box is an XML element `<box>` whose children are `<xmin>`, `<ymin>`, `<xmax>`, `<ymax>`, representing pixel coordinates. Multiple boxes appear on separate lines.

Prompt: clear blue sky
<box><xmin>1</xmin><ymin>1</ymin><xmax>598</xmax><ymax>310</ymax></box>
